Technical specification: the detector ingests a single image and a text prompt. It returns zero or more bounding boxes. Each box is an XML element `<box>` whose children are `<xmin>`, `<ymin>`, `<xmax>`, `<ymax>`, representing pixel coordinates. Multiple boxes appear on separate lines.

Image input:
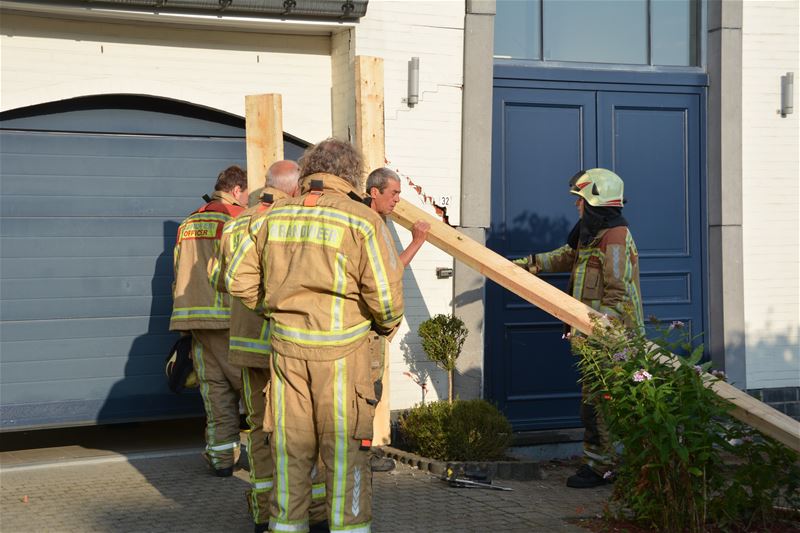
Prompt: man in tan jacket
<box><xmin>171</xmin><ymin>165</ymin><xmax>248</xmax><ymax>477</ymax></box>
<box><xmin>230</xmin><ymin>139</ymin><xmax>404</xmax><ymax>533</ymax></box>
<box><xmin>215</xmin><ymin>160</ymin><xmax>326</xmax><ymax>532</ymax></box>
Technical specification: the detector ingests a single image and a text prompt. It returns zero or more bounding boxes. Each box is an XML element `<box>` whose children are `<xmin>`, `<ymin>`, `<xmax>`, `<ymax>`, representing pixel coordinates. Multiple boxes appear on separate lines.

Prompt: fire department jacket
<box><xmin>228</xmin><ymin>172</ymin><xmax>405</xmax><ymax>362</ymax></box>
<box><xmin>534</xmin><ymin>226</ymin><xmax>644</xmax><ymax>331</ymax></box>
<box><xmin>212</xmin><ymin>187</ymin><xmax>289</xmax><ymax>367</ymax></box>
<box><xmin>170</xmin><ymin>191</ymin><xmax>245</xmax><ymax>331</ymax></box>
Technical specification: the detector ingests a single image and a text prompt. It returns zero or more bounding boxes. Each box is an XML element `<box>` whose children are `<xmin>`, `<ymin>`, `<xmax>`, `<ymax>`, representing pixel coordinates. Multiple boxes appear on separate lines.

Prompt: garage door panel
<box><xmin>1</xmin><ymin>334</ymin><xmax>176</xmax><ymax>363</ymax></box>
<box><xmin>0</xmin><ymin>97</ymin><xmax>310</xmax><ymax>428</ymax></box>
<box><xmin>2</xmin><ymin>196</ymin><xmax>213</xmax><ymax>218</ymax></box>
<box><xmin>1</xmin><ymin>218</ymin><xmax>173</xmax><ymax>238</ymax></box>
<box><xmin>2</xmin><ymin>295</ymin><xmax>173</xmax><ymax>321</ymax></box>
<box><xmin>1</xmin><ymin>256</ymin><xmax>170</xmax><ymax>279</ymax></box>
<box><xmin>2</xmin><ymin>175</ymin><xmax>230</xmax><ymax>198</ymax></box>
<box><xmin>2</xmin><ymin>275</ymin><xmax>172</xmax><ymax>300</ymax></box>
<box><xmin>1</xmin><ymin>235</ymin><xmax>175</xmax><ymax>258</ymax></box>
<box><xmin>0</xmin><ymin>316</ymin><xmax>169</xmax><ymax>342</ymax></box>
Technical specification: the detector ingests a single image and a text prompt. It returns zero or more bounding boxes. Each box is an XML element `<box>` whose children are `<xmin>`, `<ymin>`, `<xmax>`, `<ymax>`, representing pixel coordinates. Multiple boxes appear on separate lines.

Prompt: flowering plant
<box><xmin>572</xmin><ymin>316</ymin><xmax>799</xmax><ymax>532</ymax></box>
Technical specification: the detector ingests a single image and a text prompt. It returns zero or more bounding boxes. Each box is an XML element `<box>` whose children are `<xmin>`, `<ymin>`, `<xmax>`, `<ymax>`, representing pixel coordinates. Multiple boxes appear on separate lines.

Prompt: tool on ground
<box><xmin>444</xmin><ymin>466</ymin><xmax>513</xmax><ymax>491</ymax></box>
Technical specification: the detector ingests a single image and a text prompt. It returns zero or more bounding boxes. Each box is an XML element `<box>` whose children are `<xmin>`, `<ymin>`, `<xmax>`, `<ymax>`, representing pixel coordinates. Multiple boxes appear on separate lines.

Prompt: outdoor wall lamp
<box><xmin>780</xmin><ymin>72</ymin><xmax>793</xmax><ymax>117</ymax></box>
<box><xmin>406</xmin><ymin>57</ymin><xmax>420</xmax><ymax>107</ymax></box>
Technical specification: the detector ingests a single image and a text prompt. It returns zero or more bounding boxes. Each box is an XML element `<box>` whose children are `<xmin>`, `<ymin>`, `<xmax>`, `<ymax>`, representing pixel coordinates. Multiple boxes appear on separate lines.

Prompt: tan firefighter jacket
<box><xmin>535</xmin><ymin>226</ymin><xmax>644</xmax><ymax>333</ymax></box>
<box><xmin>170</xmin><ymin>190</ymin><xmax>245</xmax><ymax>331</ymax></box>
<box><xmin>212</xmin><ymin>187</ymin><xmax>289</xmax><ymax>367</ymax></box>
<box><xmin>228</xmin><ymin>173</ymin><xmax>405</xmax><ymax>362</ymax></box>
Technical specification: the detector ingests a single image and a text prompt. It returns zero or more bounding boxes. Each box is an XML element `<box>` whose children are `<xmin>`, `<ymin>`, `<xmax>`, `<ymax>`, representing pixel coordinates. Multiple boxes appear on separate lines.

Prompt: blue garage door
<box><xmin>0</xmin><ymin>95</ymin><xmax>307</xmax><ymax>430</ymax></box>
<box><xmin>487</xmin><ymin>69</ymin><xmax>707</xmax><ymax>430</ymax></box>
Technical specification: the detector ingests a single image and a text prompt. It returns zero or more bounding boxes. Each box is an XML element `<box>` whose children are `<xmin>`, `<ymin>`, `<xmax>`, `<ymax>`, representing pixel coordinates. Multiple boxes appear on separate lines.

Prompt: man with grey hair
<box><xmin>365</xmin><ymin>167</ymin><xmax>430</xmax><ymax>267</ymax></box>
<box><xmin>247</xmin><ymin>160</ymin><xmax>300</xmax><ymax>206</ymax></box>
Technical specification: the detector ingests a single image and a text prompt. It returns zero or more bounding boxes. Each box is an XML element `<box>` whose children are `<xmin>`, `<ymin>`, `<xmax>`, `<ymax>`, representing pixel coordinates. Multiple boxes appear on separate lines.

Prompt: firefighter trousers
<box><xmin>241</xmin><ymin>366</ymin><xmax>328</xmax><ymax>527</ymax></box>
<box><xmin>267</xmin><ymin>347</ymin><xmax>375</xmax><ymax>533</ymax></box>
<box><xmin>191</xmin><ymin>329</ymin><xmax>242</xmax><ymax>470</ymax></box>
<box><xmin>580</xmin><ymin>381</ymin><xmax>613</xmax><ymax>475</ymax></box>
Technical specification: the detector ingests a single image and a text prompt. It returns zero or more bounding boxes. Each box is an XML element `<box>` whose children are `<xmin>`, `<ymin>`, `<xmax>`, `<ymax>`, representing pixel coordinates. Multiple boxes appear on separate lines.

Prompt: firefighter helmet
<box><xmin>568</xmin><ymin>168</ymin><xmax>625</xmax><ymax>207</ymax></box>
<box><xmin>165</xmin><ymin>335</ymin><xmax>198</xmax><ymax>393</ymax></box>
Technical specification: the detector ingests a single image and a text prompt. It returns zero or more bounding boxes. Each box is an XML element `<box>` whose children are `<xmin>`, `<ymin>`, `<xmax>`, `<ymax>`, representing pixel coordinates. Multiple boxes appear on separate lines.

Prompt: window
<box><xmin>494</xmin><ymin>0</ymin><xmax>700</xmax><ymax>67</ymax></box>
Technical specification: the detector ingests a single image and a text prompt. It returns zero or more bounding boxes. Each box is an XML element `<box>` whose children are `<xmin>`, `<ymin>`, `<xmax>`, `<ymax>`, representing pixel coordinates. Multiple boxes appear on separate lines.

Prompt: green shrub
<box><xmin>397</xmin><ymin>400</ymin><xmax>452</xmax><ymax>460</ymax></box>
<box><xmin>418</xmin><ymin>314</ymin><xmax>468</xmax><ymax>403</ymax></box>
<box><xmin>398</xmin><ymin>399</ymin><xmax>512</xmax><ymax>461</ymax></box>
<box><xmin>572</xmin><ymin>316</ymin><xmax>800</xmax><ymax>532</ymax></box>
<box><xmin>446</xmin><ymin>399</ymin><xmax>513</xmax><ymax>461</ymax></box>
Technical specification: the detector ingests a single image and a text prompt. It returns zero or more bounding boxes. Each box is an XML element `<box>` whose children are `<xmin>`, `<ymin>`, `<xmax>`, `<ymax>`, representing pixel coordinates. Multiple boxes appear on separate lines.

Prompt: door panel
<box><xmin>598</xmin><ymin>92</ymin><xmax>704</xmax><ymax>339</ymax></box>
<box><xmin>488</xmin><ymin>87</ymin><xmax>596</xmax><ymax>430</ymax></box>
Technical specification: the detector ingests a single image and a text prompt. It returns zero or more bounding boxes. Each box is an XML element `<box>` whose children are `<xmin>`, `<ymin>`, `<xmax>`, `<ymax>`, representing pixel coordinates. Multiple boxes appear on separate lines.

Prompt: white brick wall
<box><xmin>741</xmin><ymin>0</ymin><xmax>800</xmax><ymax>389</ymax></box>
<box><xmin>0</xmin><ymin>14</ymin><xmax>333</xmax><ymax>143</ymax></box>
<box><xmin>352</xmin><ymin>1</ymin><xmax>466</xmax><ymax>407</ymax></box>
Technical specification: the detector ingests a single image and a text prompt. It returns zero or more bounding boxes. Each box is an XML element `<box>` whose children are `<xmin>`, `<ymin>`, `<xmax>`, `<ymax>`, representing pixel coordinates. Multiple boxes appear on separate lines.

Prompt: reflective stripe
<box><xmin>331</xmin><ymin>253</ymin><xmax>347</xmax><ymax>331</ymax></box>
<box><xmin>332</xmin><ymin>358</ymin><xmax>348</xmax><ymax>527</ymax></box>
<box><xmin>230</xmin><ymin>336</ymin><xmax>272</xmax><ymax>355</ymax></box>
<box><xmin>253</xmin><ymin>479</ymin><xmax>274</xmax><ymax>491</ymax></box>
<box><xmin>226</xmin><ymin>234</ymin><xmax>255</xmax><ymax>288</ymax></box>
<box><xmin>269</xmin><ymin>518</ymin><xmax>310</xmax><ymax>532</ymax></box>
<box><xmin>330</xmin><ymin>522</ymin><xmax>371</xmax><ymax>533</ymax></box>
<box><xmin>172</xmin><ymin>307</ymin><xmax>230</xmax><ymax>319</ymax></box>
<box><xmin>272</xmin><ymin>321</ymin><xmax>371</xmax><ymax>347</ymax></box>
<box><xmin>268</xmin><ymin>205</ymin><xmax>399</xmax><ymax>323</ymax></box>
<box><xmin>273</xmin><ymin>353</ymin><xmax>289</xmax><ymax>520</ymax></box>
<box><xmin>311</xmin><ymin>483</ymin><xmax>326</xmax><ymax>500</ymax></box>
<box><xmin>208</xmin><ymin>441</ymin><xmax>239</xmax><ymax>452</ymax></box>
<box><xmin>194</xmin><ymin>340</ymin><xmax>216</xmax><ymax>463</ymax></box>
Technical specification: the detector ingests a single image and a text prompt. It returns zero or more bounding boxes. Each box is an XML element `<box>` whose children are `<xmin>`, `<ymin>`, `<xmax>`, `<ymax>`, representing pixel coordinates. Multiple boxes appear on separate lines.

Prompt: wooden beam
<box><xmin>354</xmin><ymin>55</ymin><xmax>386</xmax><ymax>187</ymax></box>
<box><xmin>245</xmin><ymin>94</ymin><xmax>283</xmax><ymax>193</ymax></box>
<box><xmin>391</xmin><ymin>198</ymin><xmax>800</xmax><ymax>453</ymax></box>
<box><xmin>353</xmin><ymin>55</ymin><xmax>391</xmax><ymax>445</ymax></box>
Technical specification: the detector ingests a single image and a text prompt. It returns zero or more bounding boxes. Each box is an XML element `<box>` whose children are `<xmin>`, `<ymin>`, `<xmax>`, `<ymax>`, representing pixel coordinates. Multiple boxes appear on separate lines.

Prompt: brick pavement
<box><xmin>1</xmin><ymin>453</ymin><xmax>610</xmax><ymax>532</ymax></box>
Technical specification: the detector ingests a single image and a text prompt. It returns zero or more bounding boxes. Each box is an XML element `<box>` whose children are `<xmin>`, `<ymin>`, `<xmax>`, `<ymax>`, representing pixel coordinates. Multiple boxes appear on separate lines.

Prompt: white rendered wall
<box><xmin>0</xmin><ymin>14</ymin><xmax>332</xmax><ymax>143</ymax></box>
<box><xmin>741</xmin><ymin>0</ymin><xmax>800</xmax><ymax>389</ymax></box>
<box><xmin>352</xmin><ymin>1</ymin><xmax>466</xmax><ymax>408</ymax></box>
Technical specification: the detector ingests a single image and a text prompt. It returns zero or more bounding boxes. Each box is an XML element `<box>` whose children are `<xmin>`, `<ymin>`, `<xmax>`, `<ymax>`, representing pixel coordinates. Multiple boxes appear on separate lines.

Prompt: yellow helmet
<box><xmin>568</xmin><ymin>168</ymin><xmax>625</xmax><ymax>207</ymax></box>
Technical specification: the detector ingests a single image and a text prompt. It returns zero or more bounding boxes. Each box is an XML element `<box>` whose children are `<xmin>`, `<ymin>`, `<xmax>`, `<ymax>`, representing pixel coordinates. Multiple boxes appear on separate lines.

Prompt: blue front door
<box><xmin>487</xmin><ymin>70</ymin><xmax>706</xmax><ymax>430</ymax></box>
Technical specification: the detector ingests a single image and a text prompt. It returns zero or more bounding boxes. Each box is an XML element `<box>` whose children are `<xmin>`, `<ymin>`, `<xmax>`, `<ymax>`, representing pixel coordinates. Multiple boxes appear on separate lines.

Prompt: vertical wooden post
<box><xmin>245</xmin><ymin>94</ymin><xmax>284</xmax><ymax>193</ymax></box>
<box><xmin>355</xmin><ymin>56</ymin><xmax>386</xmax><ymax>188</ymax></box>
<box><xmin>354</xmin><ymin>55</ymin><xmax>391</xmax><ymax>445</ymax></box>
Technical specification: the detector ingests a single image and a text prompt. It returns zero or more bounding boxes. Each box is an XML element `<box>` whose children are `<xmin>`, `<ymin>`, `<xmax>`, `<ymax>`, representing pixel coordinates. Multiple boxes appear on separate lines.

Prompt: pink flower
<box><xmin>603</xmin><ymin>471</ymin><xmax>614</xmax><ymax>480</ymax></box>
<box><xmin>668</xmin><ymin>320</ymin><xmax>686</xmax><ymax>331</ymax></box>
<box><xmin>694</xmin><ymin>365</ymin><xmax>703</xmax><ymax>374</ymax></box>
<box><xmin>561</xmin><ymin>332</ymin><xmax>572</xmax><ymax>340</ymax></box>
<box><xmin>632</xmin><ymin>369</ymin><xmax>652</xmax><ymax>382</ymax></box>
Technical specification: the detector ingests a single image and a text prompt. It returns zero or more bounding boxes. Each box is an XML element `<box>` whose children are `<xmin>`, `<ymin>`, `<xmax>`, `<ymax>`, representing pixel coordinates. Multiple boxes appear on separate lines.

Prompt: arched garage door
<box><xmin>0</xmin><ymin>95</ymin><xmax>308</xmax><ymax>430</ymax></box>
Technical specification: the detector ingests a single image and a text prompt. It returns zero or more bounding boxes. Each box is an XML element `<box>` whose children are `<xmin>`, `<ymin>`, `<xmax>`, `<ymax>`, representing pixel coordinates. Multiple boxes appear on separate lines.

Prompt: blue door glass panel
<box><xmin>543</xmin><ymin>0</ymin><xmax>647</xmax><ymax>64</ymax></box>
<box><xmin>651</xmin><ymin>0</ymin><xmax>699</xmax><ymax>66</ymax></box>
<box><xmin>488</xmin><ymin>87</ymin><xmax>596</xmax><ymax>430</ymax></box>
<box><xmin>494</xmin><ymin>0</ymin><xmax>541</xmax><ymax>60</ymax></box>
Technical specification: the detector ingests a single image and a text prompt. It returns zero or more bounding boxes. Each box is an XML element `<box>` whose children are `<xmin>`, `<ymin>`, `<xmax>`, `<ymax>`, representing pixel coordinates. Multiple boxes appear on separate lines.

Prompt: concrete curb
<box><xmin>381</xmin><ymin>446</ymin><xmax>543</xmax><ymax>481</ymax></box>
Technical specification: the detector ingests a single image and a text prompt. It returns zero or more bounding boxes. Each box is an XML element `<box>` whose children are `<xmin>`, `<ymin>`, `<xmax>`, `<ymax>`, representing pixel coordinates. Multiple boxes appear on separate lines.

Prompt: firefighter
<box><xmin>229</xmin><ymin>139</ymin><xmax>405</xmax><ymax>533</ymax></box>
<box><xmin>514</xmin><ymin>168</ymin><xmax>644</xmax><ymax>489</ymax></box>
<box><xmin>363</xmin><ymin>167</ymin><xmax>430</xmax><ymax>473</ymax></box>
<box><xmin>170</xmin><ymin>165</ymin><xmax>248</xmax><ymax>476</ymax></box>
<box><xmin>365</xmin><ymin>167</ymin><xmax>430</xmax><ymax>267</ymax></box>
<box><xmin>213</xmin><ymin>160</ymin><xmax>308</xmax><ymax>532</ymax></box>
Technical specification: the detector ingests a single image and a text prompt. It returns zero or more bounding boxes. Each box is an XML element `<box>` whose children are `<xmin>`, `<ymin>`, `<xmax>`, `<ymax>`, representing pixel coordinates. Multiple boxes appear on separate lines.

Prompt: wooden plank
<box><xmin>355</xmin><ymin>55</ymin><xmax>386</xmax><ymax>186</ymax></box>
<box><xmin>245</xmin><ymin>94</ymin><xmax>283</xmax><ymax>193</ymax></box>
<box><xmin>354</xmin><ymin>55</ymin><xmax>392</xmax><ymax>445</ymax></box>
<box><xmin>391</xmin><ymin>198</ymin><xmax>800</xmax><ymax>453</ymax></box>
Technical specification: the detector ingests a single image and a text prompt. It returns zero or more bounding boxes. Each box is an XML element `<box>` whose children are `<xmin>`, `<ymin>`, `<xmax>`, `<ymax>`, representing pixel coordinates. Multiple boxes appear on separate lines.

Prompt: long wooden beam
<box><xmin>390</xmin><ymin>198</ymin><xmax>800</xmax><ymax>453</ymax></box>
<box><xmin>245</xmin><ymin>94</ymin><xmax>283</xmax><ymax>193</ymax></box>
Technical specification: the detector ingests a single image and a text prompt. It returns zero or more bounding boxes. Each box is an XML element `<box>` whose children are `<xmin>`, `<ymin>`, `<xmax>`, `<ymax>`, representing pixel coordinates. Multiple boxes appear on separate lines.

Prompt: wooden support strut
<box><xmin>390</xmin><ymin>199</ymin><xmax>800</xmax><ymax>453</ymax></box>
<box><xmin>245</xmin><ymin>94</ymin><xmax>283</xmax><ymax>193</ymax></box>
<box><xmin>353</xmin><ymin>55</ymin><xmax>392</xmax><ymax>446</ymax></box>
